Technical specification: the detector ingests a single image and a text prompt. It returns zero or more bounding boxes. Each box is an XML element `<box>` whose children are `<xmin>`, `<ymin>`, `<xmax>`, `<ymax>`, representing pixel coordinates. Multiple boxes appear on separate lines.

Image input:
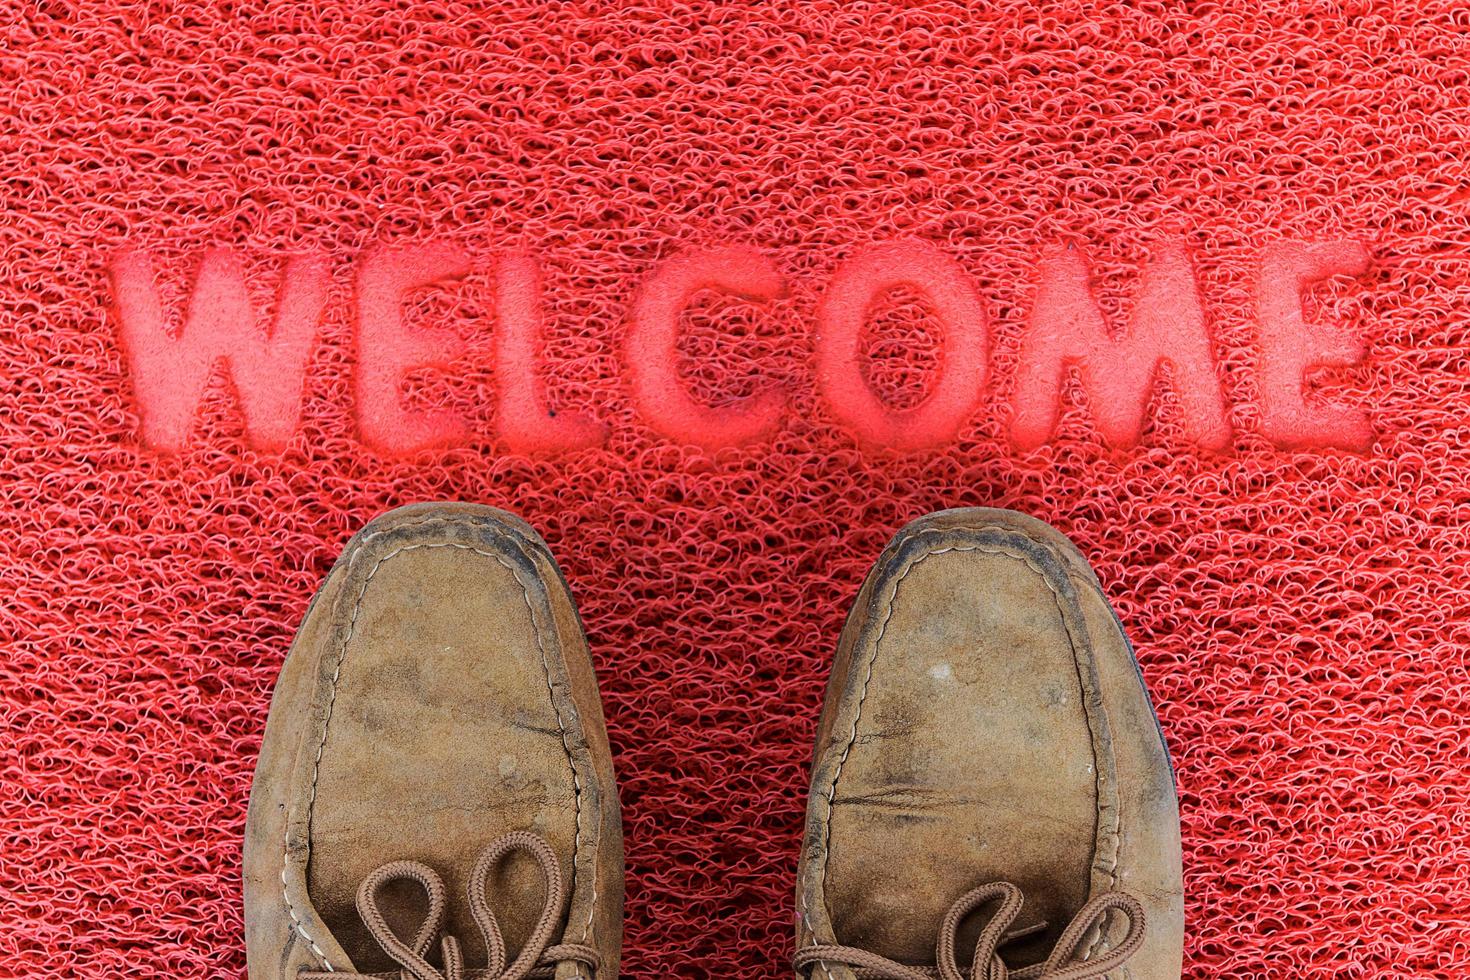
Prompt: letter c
<box><xmin>626</xmin><ymin>245</ymin><xmax>787</xmax><ymax>449</ymax></box>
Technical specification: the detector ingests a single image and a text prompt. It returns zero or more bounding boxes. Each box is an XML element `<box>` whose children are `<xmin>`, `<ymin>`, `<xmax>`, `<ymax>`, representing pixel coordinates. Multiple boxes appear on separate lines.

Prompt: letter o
<box><xmin>815</xmin><ymin>240</ymin><xmax>989</xmax><ymax>450</ymax></box>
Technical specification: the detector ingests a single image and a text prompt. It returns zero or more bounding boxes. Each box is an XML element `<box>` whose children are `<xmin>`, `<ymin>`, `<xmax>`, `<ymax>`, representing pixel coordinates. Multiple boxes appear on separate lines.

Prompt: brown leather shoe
<box><xmin>795</xmin><ymin>508</ymin><xmax>1183</xmax><ymax>980</ymax></box>
<box><xmin>243</xmin><ymin>503</ymin><xmax>622</xmax><ymax>980</ymax></box>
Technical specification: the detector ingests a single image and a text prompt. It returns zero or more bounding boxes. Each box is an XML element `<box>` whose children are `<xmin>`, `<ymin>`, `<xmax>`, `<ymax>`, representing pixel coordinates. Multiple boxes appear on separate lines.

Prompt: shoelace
<box><xmin>795</xmin><ymin>882</ymin><xmax>1146</xmax><ymax>980</ymax></box>
<box><xmin>300</xmin><ymin>831</ymin><xmax>600</xmax><ymax>980</ymax></box>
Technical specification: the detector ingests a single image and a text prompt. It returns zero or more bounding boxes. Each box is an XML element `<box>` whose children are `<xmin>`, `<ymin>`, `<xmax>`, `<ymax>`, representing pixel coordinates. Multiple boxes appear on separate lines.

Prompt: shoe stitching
<box><xmin>803</xmin><ymin>524</ymin><xmax>1118</xmax><ymax>977</ymax></box>
<box><xmin>281</xmin><ymin>526</ymin><xmax>590</xmax><ymax>973</ymax></box>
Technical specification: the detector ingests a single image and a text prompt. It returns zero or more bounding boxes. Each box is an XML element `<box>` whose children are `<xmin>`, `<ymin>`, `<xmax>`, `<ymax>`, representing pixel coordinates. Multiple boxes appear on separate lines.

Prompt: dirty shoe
<box><xmin>244</xmin><ymin>504</ymin><xmax>622</xmax><ymax>979</ymax></box>
<box><xmin>795</xmin><ymin>509</ymin><xmax>1183</xmax><ymax>979</ymax></box>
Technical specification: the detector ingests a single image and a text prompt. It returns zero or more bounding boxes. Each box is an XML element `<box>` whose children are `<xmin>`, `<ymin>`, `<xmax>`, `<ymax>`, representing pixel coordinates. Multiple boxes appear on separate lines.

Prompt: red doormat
<box><xmin>2</xmin><ymin>2</ymin><xmax>1465</xmax><ymax>977</ymax></box>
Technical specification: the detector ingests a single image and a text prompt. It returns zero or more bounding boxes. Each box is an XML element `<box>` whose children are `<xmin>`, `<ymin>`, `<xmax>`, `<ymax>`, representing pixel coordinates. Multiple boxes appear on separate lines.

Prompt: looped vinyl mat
<box><xmin>2</xmin><ymin>2</ymin><xmax>1468</xmax><ymax>977</ymax></box>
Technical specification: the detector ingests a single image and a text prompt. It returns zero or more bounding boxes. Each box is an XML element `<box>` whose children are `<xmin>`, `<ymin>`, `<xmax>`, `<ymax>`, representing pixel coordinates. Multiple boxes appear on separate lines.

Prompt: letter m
<box><xmin>1011</xmin><ymin>241</ymin><xmax>1231</xmax><ymax>451</ymax></box>
<box><xmin>111</xmin><ymin>250</ymin><xmax>328</xmax><ymax>451</ymax></box>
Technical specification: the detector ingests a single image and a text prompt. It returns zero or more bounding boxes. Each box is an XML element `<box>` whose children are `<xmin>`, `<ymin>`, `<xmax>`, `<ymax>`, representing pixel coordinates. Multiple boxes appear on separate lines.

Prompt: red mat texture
<box><xmin>3</xmin><ymin>1</ymin><xmax>1468</xmax><ymax>977</ymax></box>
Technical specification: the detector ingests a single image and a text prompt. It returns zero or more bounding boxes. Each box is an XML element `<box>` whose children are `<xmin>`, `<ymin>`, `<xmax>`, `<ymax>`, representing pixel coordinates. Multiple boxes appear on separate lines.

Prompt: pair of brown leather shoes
<box><xmin>243</xmin><ymin>504</ymin><xmax>1183</xmax><ymax>980</ymax></box>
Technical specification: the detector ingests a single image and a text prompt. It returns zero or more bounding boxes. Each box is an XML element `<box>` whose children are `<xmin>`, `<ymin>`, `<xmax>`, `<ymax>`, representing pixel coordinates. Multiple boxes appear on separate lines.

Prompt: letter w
<box><xmin>1010</xmin><ymin>241</ymin><xmax>1230</xmax><ymax>451</ymax></box>
<box><xmin>111</xmin><ymin>250</ymin><xmax>328</xmax><ymax>451</ymax></box>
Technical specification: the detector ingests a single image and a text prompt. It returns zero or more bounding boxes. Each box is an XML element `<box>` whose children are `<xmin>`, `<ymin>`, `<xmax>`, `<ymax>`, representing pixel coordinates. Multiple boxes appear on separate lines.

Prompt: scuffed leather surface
<box><xmin>797</xmin><ymin>508</ymin><xmax>1182</xmax><ymax>979</ymax></box>
<box><xmin>244</xmin><ymin>503</ymin><xmax>622</xmax><ymax>979</ymax></box>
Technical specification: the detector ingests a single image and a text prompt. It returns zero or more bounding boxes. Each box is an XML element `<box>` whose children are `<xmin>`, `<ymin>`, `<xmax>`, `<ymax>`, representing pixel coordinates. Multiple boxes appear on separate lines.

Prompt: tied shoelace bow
<box><xmin>795</xmin><ymin>883</ymin><xmax>1146</xmax><ymax>980</ymax></box>
<box><xmin>300</xmin><ymin>831</ymin><xmax>599</xmax><ymax>980</ymax></box>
